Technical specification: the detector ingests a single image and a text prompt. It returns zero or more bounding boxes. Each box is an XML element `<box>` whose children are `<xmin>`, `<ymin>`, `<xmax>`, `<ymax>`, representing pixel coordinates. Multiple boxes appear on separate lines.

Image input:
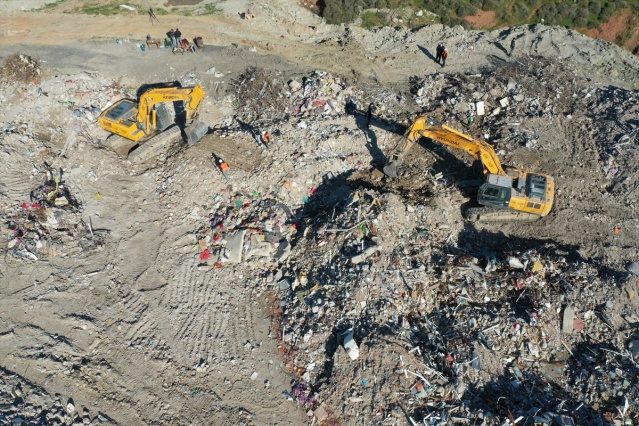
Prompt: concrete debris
<box><xmin>223</xmin><ymin>229</ymin><xmax>247</xmax><ymax>263</ymax></box>
<box><xmin>0</xmin><ymin>372</ymin><xmax>113</xmax><ymax>425</ymax></box>
<box><xmin>562</xmin><ymin>306</ymin><xmax>575</xmax><ymax>334</ymax></box>
<box><xmin>287</xmin><ymin>71</ymin><xmax>350</xmax><ymax>117</ymax></box>
<box><xmin>342</xmin><ymin>329</ymin><xmax>360</xmax><ymax>360</ymax></box>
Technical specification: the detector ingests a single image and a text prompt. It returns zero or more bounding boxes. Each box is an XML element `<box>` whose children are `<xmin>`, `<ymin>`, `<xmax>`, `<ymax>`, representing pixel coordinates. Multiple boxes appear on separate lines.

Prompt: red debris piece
<box><xmin>199</xmin><ymin>249</ymin><xmax>211</xmax><ymax>261</ymax></box>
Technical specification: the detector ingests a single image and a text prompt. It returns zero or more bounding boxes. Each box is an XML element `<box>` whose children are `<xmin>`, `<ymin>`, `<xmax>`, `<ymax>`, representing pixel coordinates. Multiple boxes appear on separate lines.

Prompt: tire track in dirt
<box><xmin>0</xmin><ymin>172</ymin><xmax>39</xmax><ymax>204</ymax></box>
<box><xmin>210</xmin><ymin>291</ymin><xmax>231</xmax><ymax>361</ymax></box>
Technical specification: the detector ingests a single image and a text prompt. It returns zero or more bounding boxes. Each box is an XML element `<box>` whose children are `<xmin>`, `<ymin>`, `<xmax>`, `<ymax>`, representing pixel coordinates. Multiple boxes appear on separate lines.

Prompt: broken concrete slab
<box><xmin>476</xmin><ymin>101</ymin><xmax>485</xmax><ymax>116</ymax></box>
<box><xmin>245</xmin><ymin>242</ymin><xmax>274</xmax><ymax>259</ymax></box>
<box><xmin>274</xmin><ymin>240</ymin><xmax>291</xmax><ymax>261</ymax></box>
<box><xmin>313</xmin><ymin>404</ymin><xmax>328</xmax><ymax>422</ymax></box>
<box><xmin>224</xmin><ymin>230</ymin><xmax>247</xmax><ymax>263</ymax></box>
<box><xmin>342</xmin><ymin>329</ymin><xmax>359</xmax><ymax>360</ymax></box>
<box><xmin>351</xmin><ymin>246</ymin><xmax>376</xmax><ymax>264</ymax></box>
<box><xmin>562</xmin><ymin>306</ymin><xmax>575</xmax><ymax>334</ymax></box>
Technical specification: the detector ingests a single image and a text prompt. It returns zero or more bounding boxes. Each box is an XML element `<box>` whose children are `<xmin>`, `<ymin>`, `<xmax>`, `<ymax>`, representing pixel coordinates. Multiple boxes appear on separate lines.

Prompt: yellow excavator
<box><xmin>98</xmin><ymin>83</ymin><xmax>208</xmax><ymax>164</ymax></box>
<box><xmin>383</xmin><ymin>115</ymin><xmax>554</xmax><ymax>221</ymax></box>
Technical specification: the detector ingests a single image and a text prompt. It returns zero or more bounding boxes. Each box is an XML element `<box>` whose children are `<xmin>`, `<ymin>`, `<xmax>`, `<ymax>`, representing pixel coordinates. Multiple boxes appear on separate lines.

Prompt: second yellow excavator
<box><xmin>98</xmin><ymin>82</ymin><xmax>209</xmax><ymax>164</ymax></box>
<box><xmin>383</xmin><ymin>115</ymin><xmax>554</xmax><ymax>221</ymax></box>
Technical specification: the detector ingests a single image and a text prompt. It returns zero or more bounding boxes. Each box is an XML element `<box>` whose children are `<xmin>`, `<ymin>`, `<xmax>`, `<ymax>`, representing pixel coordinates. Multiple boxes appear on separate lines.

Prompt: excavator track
<box><xmin>465</xmin><ymin>207</ymin><xmax>542</xmax><ymax>222</ymax></box>
<box><xmin>128</xmin><ymin>126</ymin><xmax>183</xmax><ymax>165</ymax></box>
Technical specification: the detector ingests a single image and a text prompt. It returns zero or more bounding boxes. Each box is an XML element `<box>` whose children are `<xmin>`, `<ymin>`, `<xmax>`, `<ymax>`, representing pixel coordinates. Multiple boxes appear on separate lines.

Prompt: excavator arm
<box><xmin>136</xmin><ymin>85</ymin><xmax>205</xmax><ymax>133</ymax></box>
<box><xmin>381</xmin><ymin>114</ymin><xmax>555</xmax><ymax>220</ymax></box>
<box><xmin>384</xmin><ymin>115</ymin><xmax>505</xmax><ymax>177</ymax></box>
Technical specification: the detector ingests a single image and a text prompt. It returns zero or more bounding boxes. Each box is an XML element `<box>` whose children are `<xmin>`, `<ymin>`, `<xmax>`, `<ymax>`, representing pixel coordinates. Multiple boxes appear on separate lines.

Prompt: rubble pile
<box><xmin>0</xmin><ymin>368</ymin><xmax>115</xmax><ymax>425</ymax></box>
<box><xmin>582</xmin><ymin>87</ymin><xmax>639</xmax><ymax>200</ymax></box>
<box><xmin>189</xmin><ymin>191</ymin><xmax>295</xmax><ymax>267</ymax></box>
<box><xmin>0</xmin><ymin>164</ymin><xmax>101</xmax><ymax>261</ymax></box>
<box><xmin>2</xmin><ymin>34</ymin><xmax>639</xmax><ymax>423</ymax></box>
<box><xmin>409</xmin><ymin>57</ymin><xmax>592</xmax><ymax>148</ymax></box>
<box><xmin>270</xmin><ymin>182</ymin><xmax>639</xmax><ymax>424</ymax></box>
<box><xmin>147</xmin><ymin>66</ymin><xmax>639</xmax><ymax>424</ymax></box>
<box><xmin>0</xmin><ymin>53</ymin><xmax>41</xmax><ymax>84</ymax></box>
<box><xmin>286</xmin><ymin>71</ymin><xmax>355</xmax><ymax>118</ymax></box>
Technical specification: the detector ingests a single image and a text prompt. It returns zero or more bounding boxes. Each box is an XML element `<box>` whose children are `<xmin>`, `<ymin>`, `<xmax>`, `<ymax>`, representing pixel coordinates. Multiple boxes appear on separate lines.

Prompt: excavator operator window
<box><xmin>478</xmin><ymin>185</ymin><xmax>511</xmax><ymax>208</ymax></box>
<box><xmin>105</xmin><ymin>100</ymin><xmax>136</xmax><ymax>121</ymax></box>
<box><xmin>484</xmin><ymin>187</ymin><xmax>499</xmax><ymax>198</ymax></box>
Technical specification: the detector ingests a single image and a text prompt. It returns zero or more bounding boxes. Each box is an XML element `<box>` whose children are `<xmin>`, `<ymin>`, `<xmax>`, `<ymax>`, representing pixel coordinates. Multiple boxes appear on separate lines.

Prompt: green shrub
<box><xmin>455</xmin><ymin>2</ymin><xmax>477</xmax><ymax>17</ymax></box>
<box><xmin>512</xmin><ymin>3</ymin><xmax>530</xmax><ymax>20</ymax></box>
<box><xmin>361</xmin><ymin>10</ymin><xmax>385</xmax><ymax>28</ymax></box>
<box><xmin>589</xmin><ymin>1</ymin><xmax>602</xmax><ymax>15</ymax></box>
<box><xmin>574</xmin><ymin>8</ymin><xmax>589</xmax><ymax>26</ymax></box>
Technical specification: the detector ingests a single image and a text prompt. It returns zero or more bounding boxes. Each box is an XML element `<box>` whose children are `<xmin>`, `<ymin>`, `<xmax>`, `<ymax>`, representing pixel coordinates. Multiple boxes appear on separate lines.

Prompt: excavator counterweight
<box><xmin>383</xmin><ymin>115</ymin><xmax>554</xmax><ymax>221</ymax></box>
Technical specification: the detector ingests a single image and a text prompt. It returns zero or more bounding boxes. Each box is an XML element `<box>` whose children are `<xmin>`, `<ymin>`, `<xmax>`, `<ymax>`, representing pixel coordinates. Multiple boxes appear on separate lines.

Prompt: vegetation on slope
<box><xmin>320</xmin><ymin>0</ymin><xmax>639</xmax><ymax>50</ymax></box>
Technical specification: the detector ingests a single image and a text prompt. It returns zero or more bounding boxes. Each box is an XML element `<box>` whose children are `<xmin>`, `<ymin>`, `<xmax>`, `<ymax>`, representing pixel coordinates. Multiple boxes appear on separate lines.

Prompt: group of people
<box><xmin>166</xmin><ymin>28</ymin><xmax>194</xmax><ymax>51</ymax></box>
<box><xmin>166</xmin><ymin>28</ymin><xmax>182</xmax><ymax>48</ymax></box>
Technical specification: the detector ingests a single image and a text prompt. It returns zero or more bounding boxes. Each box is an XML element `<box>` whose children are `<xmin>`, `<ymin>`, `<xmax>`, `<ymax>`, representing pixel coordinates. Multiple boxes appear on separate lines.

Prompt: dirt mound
<box><xmin>0</xmin><ymin>53</ymin><xmax>40</xmax><ymax>83</ymax></box>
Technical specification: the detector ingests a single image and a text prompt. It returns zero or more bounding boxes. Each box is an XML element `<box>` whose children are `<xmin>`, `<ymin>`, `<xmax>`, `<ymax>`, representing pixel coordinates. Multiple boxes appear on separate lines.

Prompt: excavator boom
<box><xmin>136</xmin><ymin>85</ymin><xmax>205</xmax><ymax>133</ymax></box>
<box><xmin>384</xmin><ymin>116</ymin><xmax>505</xmax><ymax>177</ymax></box>
<box><xmin>382</xmin><ymin>115</ymin><xmax>554</xmax><ymax>220</ymax></box>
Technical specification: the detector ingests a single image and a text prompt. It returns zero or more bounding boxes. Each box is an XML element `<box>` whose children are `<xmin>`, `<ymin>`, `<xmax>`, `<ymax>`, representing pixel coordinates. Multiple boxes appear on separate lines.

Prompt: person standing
<box><xmin>174</xmin><ymin>28</ymin><xmax>182</xmax><ymax>46</ymax></box>
<box><xmin>167</xmin><ymin>29</ymin><xmax>175</xmax><ymax>47</ymax></box>
<box><xmin>441</xmin><ymin>47</ymin><xmax>448</xmax><ymax>67</ymax></box>
<box><xmin>467</xmin><ymin>111</ymin><xmax>475</xmax><ymax>128</ymax></box>
<box><xmin>366</xmin><ymin>103</ymin><xmax>377</xmax><ymax>128</ymax></box>
<box><xmin>509</xmin><ymin>38</ymin><xmax>516</xmax><ymax>57</ymax></box>
<box><xmin>217</xmin><ymin>158</ymin><xmax>230</xmax><ymax>180</ymax></box>
<box><xmin>435</xmin><ymin>44</ymin><xmax>443</xmax><ymax>64</ymax></box>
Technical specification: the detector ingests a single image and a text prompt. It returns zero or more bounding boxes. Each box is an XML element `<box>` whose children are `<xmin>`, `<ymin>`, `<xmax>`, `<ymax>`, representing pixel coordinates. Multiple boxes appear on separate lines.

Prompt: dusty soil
<box><xmin>581</xmin><ymin>9</ymin><xmax>639</xmax><ymax>53</ymax></box>
<box><xmin>463</xmin><ymin>10</ymin><xmax>497</xmax><ymax>29</ymax></box>
<box><xmin>1</xmin><ymin>0</ymin><xmax>639</xmax><ymax>425</ymax></box>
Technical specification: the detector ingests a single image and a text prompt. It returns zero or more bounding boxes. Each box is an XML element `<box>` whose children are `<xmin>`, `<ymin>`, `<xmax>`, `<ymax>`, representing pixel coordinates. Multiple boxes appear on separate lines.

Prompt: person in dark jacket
<box><xmin>167</xmin><ymin>29</ymin><xmax>176</xmax><ymax>47</ymax></box>
<box><xmin>174</xmin><ymin>28</ymin><xmax>182</xmax><ymax>46</ymax></box>
<box><xmin>435</xmin><ymin>44</ymin><xmax>443</xmax><ymax>64</ymax></box>
<box><xmin>367</xmin><ymin>103</ymin><xmax>377</xmax><ymax>128</ymax></box>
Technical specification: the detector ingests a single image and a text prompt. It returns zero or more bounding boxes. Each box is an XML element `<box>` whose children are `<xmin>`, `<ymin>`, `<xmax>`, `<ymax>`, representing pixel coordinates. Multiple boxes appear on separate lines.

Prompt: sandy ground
<box><xmin>2</xmin><ymin>0</ymin><xmax>639</xmax><ymax>425</ymax></box>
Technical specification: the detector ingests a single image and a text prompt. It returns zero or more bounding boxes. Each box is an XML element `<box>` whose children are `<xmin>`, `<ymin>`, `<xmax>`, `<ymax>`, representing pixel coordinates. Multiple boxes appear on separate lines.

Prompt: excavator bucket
<box><xmin>382</xmin><ymin>161</ymin><xmax>399</xmax><ymax>178</ymax></box>
<box><xmin>186</xmin><ymin>121</ymin><xmax>209</xmax><ymax>146</ymax></box>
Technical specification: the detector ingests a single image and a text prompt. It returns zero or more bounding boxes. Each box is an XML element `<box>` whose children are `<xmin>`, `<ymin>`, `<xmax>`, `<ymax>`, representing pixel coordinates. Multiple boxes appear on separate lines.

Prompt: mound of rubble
<box><xmin>271</xmin><ymin>182</ymin><xmax>639</xmax><ymax>425</ymax></box>
<box><xmin>0</xmin><ymin>368</ymin><xmax>115</xmax><ymax>425</ymax></box>
<box><xmin>173</xmin><ymin>63</ymin><xmax>639</xmax><ymax>424</ymax></box>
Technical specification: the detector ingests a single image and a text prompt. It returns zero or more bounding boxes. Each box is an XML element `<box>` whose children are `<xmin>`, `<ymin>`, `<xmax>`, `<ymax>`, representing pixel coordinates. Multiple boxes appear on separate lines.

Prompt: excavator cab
<box><xmin>477</xmin><ymin>175</ymin><xmax>512</xmax><ymax>208</ymax></box>
<box><xmin>471</xmin><ymin>171</ymin><xmax>553</xmax><ymax>220</ymax></box>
